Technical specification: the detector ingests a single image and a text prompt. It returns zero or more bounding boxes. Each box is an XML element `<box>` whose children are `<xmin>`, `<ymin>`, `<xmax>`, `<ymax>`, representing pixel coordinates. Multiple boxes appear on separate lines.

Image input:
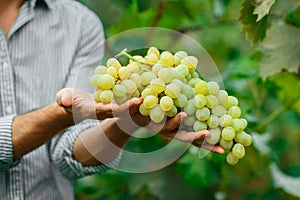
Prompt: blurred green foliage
<box><xmin>75</xmin><ymin>0</ymin><xmax>300</xmax><ymax>199</ymax></box>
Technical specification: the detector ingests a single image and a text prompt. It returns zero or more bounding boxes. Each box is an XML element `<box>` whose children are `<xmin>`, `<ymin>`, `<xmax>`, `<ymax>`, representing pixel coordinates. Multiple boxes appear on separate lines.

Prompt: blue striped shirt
<box><xmin>0</xmin><ymin>0</ymin><xmax>120</xmax><ymax>199</ymax></box>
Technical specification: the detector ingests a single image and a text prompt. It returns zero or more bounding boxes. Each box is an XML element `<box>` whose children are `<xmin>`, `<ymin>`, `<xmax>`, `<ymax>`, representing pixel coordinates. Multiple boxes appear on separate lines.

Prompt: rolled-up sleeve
<box><xmin>50</xmin><ymin>120</ymin><xmax>122</xmax><ymax>180</ymax></box>
<box><xmin>0</xmin><ymin>115</ymin><xmax>19</xmax><ymax>171</ymax></box>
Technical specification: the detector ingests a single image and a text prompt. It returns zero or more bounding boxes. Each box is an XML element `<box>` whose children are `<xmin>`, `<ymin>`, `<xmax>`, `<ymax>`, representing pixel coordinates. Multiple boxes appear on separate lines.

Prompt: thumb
<box><xmin>56</xmin><ymin>88</ymin><xmax>74</xmax><ymax>107</ymax></box>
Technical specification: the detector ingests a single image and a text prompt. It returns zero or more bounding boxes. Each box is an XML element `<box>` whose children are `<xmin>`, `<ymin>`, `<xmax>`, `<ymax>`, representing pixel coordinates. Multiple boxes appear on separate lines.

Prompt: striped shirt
<box><xmin>0</xmin><ymin>0</ymin><xmax>120</xmax><ymax>199</ymax></box>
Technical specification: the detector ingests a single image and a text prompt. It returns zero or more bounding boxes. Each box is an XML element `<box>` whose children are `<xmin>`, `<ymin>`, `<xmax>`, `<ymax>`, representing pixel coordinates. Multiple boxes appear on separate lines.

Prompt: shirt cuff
<box><xmin>51</xmin><ymin>120</ymin><xmax>122</xmax><ymax>180</ymax></box>
<box><xmin>0</xmin><ymin>115</ymin><xmax>19</xmax><ymax>170</ymax></box>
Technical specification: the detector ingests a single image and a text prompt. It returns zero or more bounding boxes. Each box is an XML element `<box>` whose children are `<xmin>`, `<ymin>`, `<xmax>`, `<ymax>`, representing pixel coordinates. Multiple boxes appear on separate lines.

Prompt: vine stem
<box><xmin>115</xmin><ymin>48</ymin><xmax>151</xmax><ymax>72</ymax></box>
<box><xmin>256</xmin><ymin>105</ymin><xmax>286</xmax><ymax>132</ymax></box>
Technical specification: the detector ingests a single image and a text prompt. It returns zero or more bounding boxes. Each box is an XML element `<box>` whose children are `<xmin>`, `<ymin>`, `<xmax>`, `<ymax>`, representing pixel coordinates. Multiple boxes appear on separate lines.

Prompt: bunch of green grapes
<box><xmin>89</xmin><ymin>47</ymin><xmax>252</xmax><ymax>165</ymax></box>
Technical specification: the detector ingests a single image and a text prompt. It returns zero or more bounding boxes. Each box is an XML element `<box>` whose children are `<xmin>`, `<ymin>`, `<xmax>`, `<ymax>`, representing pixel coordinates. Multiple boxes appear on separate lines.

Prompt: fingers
<box><xmin>157</xmin><ymin>112</ymin><xmax>187</xmax><ymax>133</ymax></box>
<box><xmin>163</xmin><ymin>129</ymin><xmax>209</xmax><ymax>143</ymax></box>
<box><xmin>192</xmin><ymin>141</ymin><xmax>225</xmax><ymax>154</ymax></box>
<box><xmin>56</xmin><ymin>88</ymin><xmax>74</xmax><ymax>107</ymax></box>
<box><xmin>114</xmin><ymin>97</ymin><xmax>143</xmax><ymax>117</ymax></box>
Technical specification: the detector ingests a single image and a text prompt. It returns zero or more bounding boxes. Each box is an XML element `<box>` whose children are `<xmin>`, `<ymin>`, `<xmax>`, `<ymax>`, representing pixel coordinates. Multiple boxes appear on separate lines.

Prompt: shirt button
<box><xmin>5</xmin><ymin>105</ymin><xmax>12</xmax><ymax>115</ymax></box>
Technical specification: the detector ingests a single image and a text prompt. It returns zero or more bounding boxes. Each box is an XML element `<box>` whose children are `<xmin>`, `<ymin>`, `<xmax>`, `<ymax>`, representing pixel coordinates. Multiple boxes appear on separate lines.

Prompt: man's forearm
<box><xmin>12</xmin><ymin>103</ymin><xmax>74</xmax><ymax>160</ymax></box>
<box><xmin>73</xmin><ymin>118</ymin><xmax>138</xmax><ymax>166</ymax></box>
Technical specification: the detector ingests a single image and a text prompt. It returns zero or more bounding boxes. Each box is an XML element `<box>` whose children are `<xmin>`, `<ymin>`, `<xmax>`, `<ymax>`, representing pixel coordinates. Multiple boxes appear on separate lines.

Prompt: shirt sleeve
<box><xmin>0</xmin><ymin>115</ymin><xmax>19</xmax><ymax>171</ymax></box>
<box><xmin>50</xmin><ymin>120</ymin><xmax>122</xmax><ymax>180</ymax></box>
<box><xmin>50</xmin><ymin>5</ymin><xmax>121</xmax><ymax>180</ymax></box>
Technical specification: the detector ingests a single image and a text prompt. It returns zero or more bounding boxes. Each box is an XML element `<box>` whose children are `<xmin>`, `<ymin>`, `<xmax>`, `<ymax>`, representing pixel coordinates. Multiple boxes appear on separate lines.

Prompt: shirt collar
<box><xmin>30</xmin><ymin>0</ymin><xmax>54</xmax><ymax>9</ymax></box>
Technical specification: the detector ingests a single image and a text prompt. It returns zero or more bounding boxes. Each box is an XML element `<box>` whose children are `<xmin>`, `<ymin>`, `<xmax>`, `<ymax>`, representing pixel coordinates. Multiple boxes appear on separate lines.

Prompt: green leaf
<box><xmin>260</xmin><ymin>23</ymin><xmax>300</xmax><ymax>78</ymax></box>
<box><xmin>272</xmin><ymin>72</ymin><xmax>300</xmax><ymax>112</ymax></box>
<box><xmin>239</xmin><ymin>0</ymin><xmax>269</xmax><ymax>45</ymax></box>
<box><xmin>253</xmin><ymin>0</ymin><xmax>276</xmax><ymax>22</ymax></box>
<box><xmin>285</xmin><ymin>6</ymin><xmax>300</xmax><ymax>27</ymax></box>
<box><xmin>176</xmin><ymin>151</ymin><xmax>218</xmax><ymax>188</ymax></box>
<box><xmin>270</xmin><ymin>163</ymin><xmax>300</xmax><ymax>198</ymax></box>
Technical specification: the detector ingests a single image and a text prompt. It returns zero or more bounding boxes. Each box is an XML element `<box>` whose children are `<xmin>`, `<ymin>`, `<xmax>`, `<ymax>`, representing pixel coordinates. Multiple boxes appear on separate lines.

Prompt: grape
<box><xmin>150</xmin><ymin>78</ymin><xmax>165</xmax><ymax>94</ymax></box>
<box><xmin>240</xmin><ymin>118</ymin><xmax>248</xmax><ymax>128</ymax></box>
<box><xmin>99</xmin><ymin>90</ymin><xmax>114</xmax><ymax>104</ymax></box>
<box><xmin>141</xmin><ymin>71</ymin><xmax>156</xmax><ymax>86</ymax></box>
<box><xmin>191</xmin><ymin>71</ymin><xmax>199</xmax><ymax>78</ymax></box>
<box><xmin>218</xmin><ymin>90</ymin><xmax>228</xmax><ymax>107</ymax></box>
<box><xmin>228</xmin><ymin>106</ymin><xmax>241</xmax><ymax>118</ymax></box>
<box><xmin>166</xmin><ymin>105</ymin><xmax>177</xmax><ymax>117</ymax></box>
<box><xmin>139</xmin><ymin>103</ymin><xmax>150</xmax><ymax>116</ymax></box>
<box><xmin>94</xmin><ymin>65</ymin><xmax>106</xmax><ymax>74</ymax></box>
<box><xmin>207</xmin><ymin>115</ymin><xmax>219</xmax><ymax>128</ymax></box>
<box><xmin>226</xmin><ymin>96</ymin><xmax>238</xmax><ymax>109</ymax></box>
<box><xmin>205</xmin><ymin>95</ymin><xmax>218</xmax><ymax>109</ymax></box>
<box><xmin>184</xmin><ymin>99</ymin><xmax>197</xmax><ymax>115</ymax></box>
<box><xmin>171</xmin><ymin>79</ymin><xmax>184</xmax><ymax>90</ymax></box>
<box><xmin>174</xmin><ymin>93</ymin><xmax>188</xmax><ymax>107</ymax></box>
<box><xmin>141</xmin><ymin>87</ymin><xmax>156</xmax><ymax>99</ymax></box>
<box><xmin>219</xmin><ymin>138</ymin><xmax>233</xmax><ymax>150</ymax></box>
<box><xmin>114</xmin><ymin>95</ymin><xmax>129</xmax><ymax>105</ymax></box>
<box><xmin>107</xmin><ymin>58</ymin><xmax>121</xmax><ymax>70</ymax></box>
<box><xmin>207</xmin><ymin>81</ymin><xmax>220</xmax><ymax>96</ymax></box>
<box><xmin>121</xmin><ymin>79</ymin><xmax>137</xmax><ymax>94</ymax></box>
<box><xmin>195</xmin><ymin>80</ymin><xmax>209</xmax><ymax>95</ymax></box>
<box><xmin>131</xmin><ymin>55</ymin><xmax>146</xmax><ymax>64</ymax></box>
<box><xmin>118</xmin><ymin>67</ymin><xmax>131</xmax><ymax>80</ymax></box>
<box><xmin>193</xmin><ymin>121</ymin><xmax>207</xmax><ymax>131</ymax></box>
<box><xmin>93</xmin><ymin>89</ymin><xmax>103</xmax><ymax>103</ymax></box>
<box><xmin>181</xmin><ymin>84</ymin><xmax>195</xmax><ymax>99</ymax></box>
<box><xmin>195</xmin><ymin>107</ymin><xmax>210</xmax><ymax>121</ymax></box>
<box><xmin>193</xmin><ymin>94</ymin><xmax>207</xmax><ymax>108</ymax></box>
<box><xmin>113</xmin><ymin>84</ymin><xmax>127</xmax><ymax>97</ymax></box>
<box><xmin>143</xmin><ymin>95</ymin><xmax>158</xmax><ymax>109</ymax></box>
<box><xmin>232</xmin><ymin>118</ymin><xmax>246</xmax><ymax>132</ymax></box>
<box><xmin>158</xmin><ymin>68</ymin><xmax>173</xmax><ymax>83</ymax></box>
<box><xmin>165</xmin><ymin>84</ymin><xmax>180</xmax><ymax>98</ymax></box>
<box><xmin>205</xmin><ymin>128</ymin><xmax>221</xmax><ymax>145</ymax></box>
<box><xmin>89</xmin><ymin>74</ymin><xmax>101</xmax><ymax>88</ymax></box>
<box><xmin>232</xmin><ymin>143</ymin><xmax>245</xmax><ymax>159</ymax></box>
<box><xmin>188</xmin><ymin>78</ymin><xmax>201</xmax><ymax>88</ymax></box>
<box><xmin>150</xmin><ymin>105</ymin><xmax>165</xmax><ymax>123</ymax></box>
<box><xmin>130</xmin><ymin>73</ymin><xmax>142</xmax><ymax>88</ymax></box>
<box><xmin>212</xmin><ymin>105</ymin><xmax>226</xmax><ymax>117</ymax></box>
<box><xmin>222</xmin><ymin>127</ymin><xmax>235</xmax><ymax>141</ymax></box>
<box><xmin>219</xmin><ymin>114</ymin><xmax>233</xmax><ymax>127</ymax></box>
<box><xmin>127</xmin><ymin>62</ymin><xmax>140</xmax><ymax>73</ymax></box>
<box><xmin>147</xmin><ymin>47</ymin><xmax>160</xmax><ymax>58</ymax></box>
<box><xmin>106</xmin><ymin>67</ymin><xmax>118</xmax><ymax>79</ymax></box>
<box><xmin>226</xmin><ymin>152</ymin><xmax>239</xmax><ymax>165</ymax></box>
<box><xmin>160</xmin><ymin>96</ymin><xmax>174</xmax><ymax>111</ymax></box>
<box><xmin>174</xmin><ymin>51</ymin><xmax>188</xmax><ymax>65</ymax></box>
<box><xmin>181</xmin><ymin>56</ymin><xmax>198</xmax><ymax>71</ymax></box>
<box><xmin>99</xmin><ymin>74</ymin><xmax>115</xmax><ymax>90</ymax></box>
<box><xmin>131</xmin><ymin>89</ymin><xmax>140</xmax><ymax>98</ymax></box>
<box><xmin>184</xmin><ymin>116</ymin><xmax>197</xmax><ymax>127</ymax></box>
<box><xmin>160</xmin><ymin>51</ymin><xmax>174</xmax><ymax>67</ymax></box>
<box><xmin>145</xmin><ymin>53</ymin><xmax>159</xmax><ymax>65</ymax></box>
<box><xmin>234</xmin><ymin>131</ymin><xmax>252</xmax><ymax>146</ymax></box>
<box><xmin>152</xmin><ymin>63</ymin><xmax>163</xmax><ymax>75</ymax></box>
<box><xmin>174</xmin><ymin>64</ymin><xmax>189</xmax><ymax>77</ymax></box>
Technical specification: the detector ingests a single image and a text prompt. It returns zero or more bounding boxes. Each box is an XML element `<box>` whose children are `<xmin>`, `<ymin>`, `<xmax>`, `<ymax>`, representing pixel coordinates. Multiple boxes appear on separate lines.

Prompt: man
<box><xmin>0</xmin><ymin>0</ymin><xmax>224</xmax><ymax>199</ymax></box>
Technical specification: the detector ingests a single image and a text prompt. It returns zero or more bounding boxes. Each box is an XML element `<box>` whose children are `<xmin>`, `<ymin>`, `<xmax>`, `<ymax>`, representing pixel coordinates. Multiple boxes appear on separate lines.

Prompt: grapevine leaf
<box><xmin>272</xmin><ymin>72</ymin><xmax>300</xmax><ymax>112</ymax></box>
<box><xmin>176</xmin><ymin>151</ymin><xmax>218</xmax><ymax>188</ymax></box>
<box><xmin>270</xmin><ymin>163</ymin><xmax>300</xmax><ymax>198</ymax></box>
<box><xmin>260</xmin><ymin>23</ymin><xmax>300</xmax><ymax>78</ymax></box>
<box><xmin>253</xmin><ymin>0</ymin><xmax>276</xmax><ymax>22</ymax></box>
<box><xmin>285</xmin><ymin>6</ymin><xmax>300</xmax><ymax>27</ymax></box>
<box><xmin>239</xmin><ymin>0</ymin><xmax>268</xmax><ymax>45</ymax></box>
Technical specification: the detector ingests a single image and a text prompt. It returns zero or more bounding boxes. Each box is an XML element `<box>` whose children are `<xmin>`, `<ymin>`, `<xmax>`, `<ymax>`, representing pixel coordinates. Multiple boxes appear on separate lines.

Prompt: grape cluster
<box><xmin>89</xmin><ymin>47</ymin><xmax>252</xmax><ymax>165</ymax></box>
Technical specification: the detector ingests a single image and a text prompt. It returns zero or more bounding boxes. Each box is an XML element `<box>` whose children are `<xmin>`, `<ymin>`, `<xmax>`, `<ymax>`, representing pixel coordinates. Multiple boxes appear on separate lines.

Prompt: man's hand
<box><xmin>116</xmin><ymin>97</ymin><xmax>225</xmax><ymax>154</ymax></box>
<box><xmin>56</xmin><ymin>88</ymin><xmax>119</xmax><ymax>121</ymax></box>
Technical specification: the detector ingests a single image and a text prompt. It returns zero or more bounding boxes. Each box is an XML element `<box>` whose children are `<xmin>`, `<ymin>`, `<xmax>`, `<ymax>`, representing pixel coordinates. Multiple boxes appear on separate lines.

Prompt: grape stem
<box><xmin>115</xmin><ymin>48</ymin><xmax>151</xmax><ymax>72</ymax></box>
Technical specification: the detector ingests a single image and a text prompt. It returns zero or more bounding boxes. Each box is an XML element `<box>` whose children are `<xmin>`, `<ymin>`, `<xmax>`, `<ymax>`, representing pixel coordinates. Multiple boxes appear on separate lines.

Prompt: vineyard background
<box><xmin>74</xmin><ymin>0</ymin><xmax>300</xmax><ymax>199</ymax></box>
